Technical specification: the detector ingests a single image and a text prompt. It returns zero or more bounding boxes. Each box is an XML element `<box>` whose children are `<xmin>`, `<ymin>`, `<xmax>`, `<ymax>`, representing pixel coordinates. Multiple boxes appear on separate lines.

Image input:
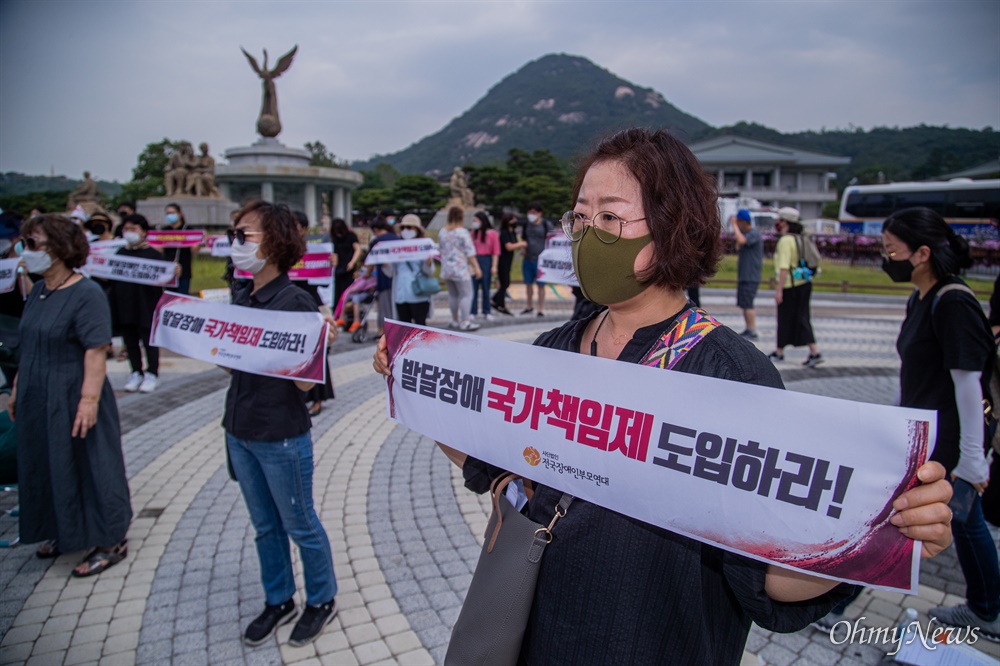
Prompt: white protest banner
<box><xmin>150</xmin><ymin>293</ymin><xmax>328</xmax><ymax>383</ymax></box>
<box><xmin>147</xmin><ymin>229</ymin><xmax>205</xmax><ymax>248</ymax></box>
<box><xmin>382</xmin><ymin>320</ymin><xmax>936</xmax><ymax>593</ymax></box>
<box><xmin>207</xmin><ymin>235</ymin><xmax>231</xmax><ymax>257</ymax></box>
<box><xmin>536</xmin><ymin>246</ymin><xmax>578</xmax><ymax>286</ymax></box>
<box><xmin>0</xmin><ymin>258</ymin><xmax>19</xmax><ymax>294</ymax></box>
<box><xmin>235</xmin><ymin>250</ymin><xmax>334</xmax><ymax>281</ymax></box>
<box><xmin>364</xmin><ymin>238</ymin><xmax>438</xmax><ymax>265</ymax></box>
<box><xmin>88</xmin><ymin>239</ymin><xmax>128</xmax><ymax>255</ymax></box>
<box><xmin>81</xmin><ymin>253</ymin><xmax>179</xmax><ymax>287</ymax></box>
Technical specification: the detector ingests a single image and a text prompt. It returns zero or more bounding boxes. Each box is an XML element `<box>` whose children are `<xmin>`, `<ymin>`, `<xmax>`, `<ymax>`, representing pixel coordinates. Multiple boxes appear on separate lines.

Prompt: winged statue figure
<box><xmin>240</xmin><ymin>45</ymin><xmax>298</xmax><ymax>138</ymax></box>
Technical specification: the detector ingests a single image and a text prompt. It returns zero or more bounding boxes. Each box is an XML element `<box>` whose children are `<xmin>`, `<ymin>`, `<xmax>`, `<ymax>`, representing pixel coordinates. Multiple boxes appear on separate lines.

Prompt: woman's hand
<box><xmin>373</xmin><ymin>335</ymin><xmax>390</xmax><ymax>377</ymax></box>
<box><xmin>324</xmin><ymin>316</ymin><xmax>338</xmax><ymax>345</ymax></box>
<box><xmin>774</xmin><ymin>289</ymin><xmax>783</xmax><ymax>306</ymax></box>
<box><xmin>174</xmin><ymin>264</ymin><xmax>182</xmax><ymax>278</ymax></box>
<box><xmin>890</xmin><ymin>461</ymin><xmax>954</xmax><ymax>558</ymax></box>
<box><xmin>72</xmin><ymin>399</ymin><xmax>99</xmax><ymax>439</ymax></box>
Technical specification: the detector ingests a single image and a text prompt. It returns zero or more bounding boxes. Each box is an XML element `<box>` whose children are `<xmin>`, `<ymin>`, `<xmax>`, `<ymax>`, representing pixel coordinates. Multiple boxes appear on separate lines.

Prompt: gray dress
<box><xmin>17</xmin><ymin>277</ymin><xmax>132</xmax><ymax>551</ymax></box>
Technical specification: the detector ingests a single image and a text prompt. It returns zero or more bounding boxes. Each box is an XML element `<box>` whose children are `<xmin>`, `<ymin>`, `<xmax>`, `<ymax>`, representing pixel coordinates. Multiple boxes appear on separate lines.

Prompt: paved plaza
<box><xmin>1</xmin><ymin>288</ymin><xmax>998</xmax><ymax>666</ymax></box>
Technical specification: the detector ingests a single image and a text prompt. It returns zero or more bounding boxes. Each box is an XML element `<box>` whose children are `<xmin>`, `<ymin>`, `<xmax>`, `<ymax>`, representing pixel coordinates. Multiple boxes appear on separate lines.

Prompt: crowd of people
<box><xmin>0</xmin><ymin>125</ymin><xmax>995</xmax><ymax>657</ymax></box>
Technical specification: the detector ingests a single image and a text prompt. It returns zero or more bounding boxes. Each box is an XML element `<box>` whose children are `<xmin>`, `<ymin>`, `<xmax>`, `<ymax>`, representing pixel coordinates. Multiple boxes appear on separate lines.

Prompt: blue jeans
<box><xmin>951</xmin><ymin>482</ymin><xmax>1000</xmax><ymax>620</ymax></box>
<box><xmin>226</xmin><ymin>431</ymin><xmax>337</xmax><ymax>606</ymax></box>
<box><xmin>470</xmin><ymin>256</ymin><xmax>493</xmax><ymax>316</ymax></box>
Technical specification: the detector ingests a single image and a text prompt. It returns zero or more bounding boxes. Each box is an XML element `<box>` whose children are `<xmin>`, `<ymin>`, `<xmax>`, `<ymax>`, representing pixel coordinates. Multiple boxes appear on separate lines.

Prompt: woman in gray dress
<box><xmin>9</xmin><ymin>214</ymin><xmax>132</xmax><ymax>577</ymax></box>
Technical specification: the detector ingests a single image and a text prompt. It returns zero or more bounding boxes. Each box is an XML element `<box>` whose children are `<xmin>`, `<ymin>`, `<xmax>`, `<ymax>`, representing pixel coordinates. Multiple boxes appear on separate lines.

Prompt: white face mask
<box><xmin>400</xmin><ymin>229</ymin><xmax>417</xmax><ymax>240</ymax></box>
<box><xmin>21</xmin><ymin>248</ymin><xmax>53</xmax><ymax>274</ymax></box>
<box><xmin>231</xmin><ymin>239</ymin><xmax>267</xmax><ymax>274</ymax></box>
<box><xmin>124</xmin><ymin>231</ymin><xmax>143</xmax><ymax>246</ymax></box>
<box><xmin>471</xmin><ymin>221</ymin><xmax>481</xmax><ymax>230</ymax></box>
<box><xmin>0</xmin><ymin>239</ymin><xmax>11</xmax><ymax>256</ymax></box>
<box><xmin>527</xmin><ymin>214</ymin><xmax>539</xmax><ymax>223</ymax></box>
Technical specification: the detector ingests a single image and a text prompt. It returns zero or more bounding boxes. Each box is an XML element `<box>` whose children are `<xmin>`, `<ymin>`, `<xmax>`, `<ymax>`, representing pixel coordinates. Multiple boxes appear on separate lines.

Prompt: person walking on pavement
<box><xmin>732</xmin><ymin>208</ymin><xmax>763</xmax><ymax>340</ymax></box>
<box><xmin>491</xmin><ymin>212</ymin><xmax>524</xmax><ymax>315</ymax></box>
<box><xmin>439</xmin><ymin>206</ymin><xmax>482</xmax><ymax>331</ymax></box>
<box><xmin>470</xmin><ymin>211</ymin><xmax>500</xmax><ymax>320</ymax></box>
<box><xmin>769</xmin><ymin>207</ymin><xmax>822</xmax><ymax>367</ymax></box>
<box><xmin>223</xmin><ymin>201</ymin><xmax>339</xmax><ymax>648</ymax></box>
<box><xmin>520</xmin><ymin>203</ymin><xmax>553</xmax><ymax>317</ymax></box>
<box><xmin>882</xmin><ymin>206</ymin><xmax>1000</xmax><ymax>641</ymax></box>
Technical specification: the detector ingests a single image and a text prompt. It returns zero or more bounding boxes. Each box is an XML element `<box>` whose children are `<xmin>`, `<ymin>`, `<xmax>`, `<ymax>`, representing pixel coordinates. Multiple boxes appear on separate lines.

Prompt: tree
<box><xmin>504</xmin><ymin>175</ymin><xmax>572</xmax><ymax>215</ymax></box>
<box><xmin>463</xmin><ymin>163</ymin><xmax>518</xmax><ymax>211</ymax></box>
<box><xmin>392</xmin><ymin>174</ymin><xmax>447</xmax><ymax>213</ymax></box>
<box><xmin>304</xmin><ymin>140</ymin><xmax>346</xmax><ymax>168</ymax></box>
<box><xmin>114</xmin><ymin>138</ymin><xmax>183</xmax><ymax>207</ymax></box>
<box><xmin>0</xmin><ymin>191</ymin><xmax>72</xmax><ymax>215</ymax></box>
<box><xmin>359</xmin><ymin>163</ymin><xmax>401</xmax><ymax>191</ymax></box>
<box><xmin>506</xmin><ymin>148</ymin><xmax>570</xmax><ymax>185</ymax></box>
<box><xmin>354</xmin><ymin>188</ymin><xmax>394</xmax><ymax>217</ymax></box>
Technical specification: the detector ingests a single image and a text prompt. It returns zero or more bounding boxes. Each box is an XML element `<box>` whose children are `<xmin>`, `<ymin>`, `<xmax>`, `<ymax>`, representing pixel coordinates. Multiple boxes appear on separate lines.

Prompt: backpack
<box><xmin>924</xmin><ymin>283</ymin><xmax>1000</xmax><ymax>454</ymax></box>
<box><xmin>792</xmin><ymin>232</ymin><xmax>821</xmax><ymax>283</ymax></box>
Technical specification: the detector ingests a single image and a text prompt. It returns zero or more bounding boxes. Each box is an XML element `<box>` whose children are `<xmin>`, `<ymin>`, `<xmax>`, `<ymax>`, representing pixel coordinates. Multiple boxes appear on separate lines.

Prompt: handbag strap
<box><xmin>486</xmin><ymin>473</ymin><xmax>573</xmax><ymax>552</ymax></box>
<box><xmin>639</xmin><ymin>306</ymin><xmax>722</xmax><ymax>370</ymax></box>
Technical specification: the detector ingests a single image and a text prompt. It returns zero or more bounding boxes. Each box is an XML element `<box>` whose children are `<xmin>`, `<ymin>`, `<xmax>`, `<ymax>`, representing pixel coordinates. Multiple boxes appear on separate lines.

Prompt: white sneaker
<box><xmin>484</xmin><ymin>314</ymin><xmax>495</xmax><ymax>322</ymax></box>
<box><xmin>459</xmin><ymin>320</ymin><xmax>480</xmax><ymax>331</ymax></box>
<box><xmin>139</xmin><ymin>373</ymin><xmax>159</xmax><ymax>393</ymax></box>
<box><xmin>124</xmin><ymin>372</ymin><xmax>143</xmax><ymax>392</ymax></box>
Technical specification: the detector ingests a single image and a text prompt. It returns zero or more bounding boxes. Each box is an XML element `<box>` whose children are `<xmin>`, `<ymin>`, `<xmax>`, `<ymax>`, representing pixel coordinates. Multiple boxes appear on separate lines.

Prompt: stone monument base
<box><xmin>137</xmin><ymin>196</ymin><xmax>239</xmax><ymax>229</ymax></box>
<box><xmin>426</xmin><ymin>207</ymin><xmax>483</xmax><ymax>232</ymax></box>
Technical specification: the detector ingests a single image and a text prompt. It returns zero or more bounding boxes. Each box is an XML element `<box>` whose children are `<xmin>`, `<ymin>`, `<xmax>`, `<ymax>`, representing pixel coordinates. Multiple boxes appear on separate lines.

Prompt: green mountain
<box><xmin>0</xmin><ymin>172</ymin><xmax>123</xmax><ymax>197</ymax></box>
<box><xmin>355</xmin><ymin>53</ymin><xmax>712</xmax><ymax>175</ymax></box>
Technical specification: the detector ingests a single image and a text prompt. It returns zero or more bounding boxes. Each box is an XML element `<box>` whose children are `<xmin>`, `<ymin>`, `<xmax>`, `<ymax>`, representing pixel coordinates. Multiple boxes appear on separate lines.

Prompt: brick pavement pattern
<box><xmin>2</xmin><ymin>297</ymin><xmax>999</xmax><ymax>665</ymax></box>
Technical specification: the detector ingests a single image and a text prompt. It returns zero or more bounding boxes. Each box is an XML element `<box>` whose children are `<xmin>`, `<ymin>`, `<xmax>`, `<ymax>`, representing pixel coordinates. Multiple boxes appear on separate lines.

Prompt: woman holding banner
<box><xmin>880</xmin><ymin>207</ymin><xmax>1000</xmax><ymax>641</ymax></box>
<box><xmin>385</xmin><ymin>214</ymin><xmax>435</xmax><ymax>327</ymax></box>
<box><xmin>292</xmin><ymin>210</ymin><xmax>334</xmax><ymax>417</ymax></box>
<box><xmin>374</xmin><ymin>128</ymin><xmax>955</xmax><ymax>664</ymax></box>
<box><xmin>9</xmin><ymin>214</ymin><xmax>131</xmax><ymax>576</ymax></box>
<box><xmin>112</xmin><ymin>214</ymin><xmax>167</xmax><ymax>393</ymax></box>
<box><xmin>161</xmin><ymin>202</ymin><xmax>194</xmax><ymax>295</ymax></box>
<box><xmin>223</xmin><ymin>200</ymin><xmax>339</xmax><ymax>648</ymax></box>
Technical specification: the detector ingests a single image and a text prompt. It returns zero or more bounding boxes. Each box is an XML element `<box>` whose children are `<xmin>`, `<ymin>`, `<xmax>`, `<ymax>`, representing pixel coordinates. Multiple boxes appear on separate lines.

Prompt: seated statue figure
<box><xmin>185</xmin><ymin>142</ymin><xmax>220</xmax><ymax>197</ymax></box>
<box><xmin>164</xmin><ymin>142</ymin><xmax>195</xmax><ymax>198</ymax></box>
<box><xmin>67</xmin><ymin>171</ymin><xmax>99</xmax><ymax>209</ymax></box>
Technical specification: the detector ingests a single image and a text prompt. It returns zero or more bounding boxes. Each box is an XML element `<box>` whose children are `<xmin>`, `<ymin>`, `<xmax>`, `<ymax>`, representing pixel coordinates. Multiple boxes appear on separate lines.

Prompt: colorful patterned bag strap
<box><xmin>640</xmin><ymin>307</ymin><xmax>722</xmax><ymax>370</ymax></box>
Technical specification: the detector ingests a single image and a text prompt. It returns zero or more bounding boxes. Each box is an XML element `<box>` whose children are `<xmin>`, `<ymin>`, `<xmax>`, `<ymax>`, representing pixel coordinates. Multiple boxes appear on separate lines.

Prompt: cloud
<box><xmin>0</xmin><ymin>0</ymin><xmax>996</xmax><ymax>182</ymax></box>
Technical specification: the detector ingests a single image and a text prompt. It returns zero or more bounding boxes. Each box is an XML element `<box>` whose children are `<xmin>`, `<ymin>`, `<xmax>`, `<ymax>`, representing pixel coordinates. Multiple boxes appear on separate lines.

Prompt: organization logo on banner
<box><xmin>382</xmin><ymin>320</ymin><xmax>936</xmax><ymax>593</ymax></box>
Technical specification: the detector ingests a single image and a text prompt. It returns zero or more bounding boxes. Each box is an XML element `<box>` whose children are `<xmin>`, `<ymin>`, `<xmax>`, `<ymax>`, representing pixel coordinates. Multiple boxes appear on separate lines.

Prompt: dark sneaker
<box><xmin>520</xmin><ymin>308</ymin><xmax>533</xmax><ymax>315</ymax></box>
<box><xmin>244</xmin><ymin>599</ymin><xmax>297</xmax><ymax>646</ymax></box>
<box><xmin>288</xmin><ymin>600</ymin><xmax>337</xmax><ymax>647</ymax></box>
<box><xmin>739</xmin><ymin>329</ymin><xmax>760</xmax><ymax>340</ymax></box>
<box><xmin>493</xmin><ymin>304</ymin><xmax>512</xmax><ymax>316</ymax></box>
<box><xmin>537</xmin><ymin>311</ymin><xmax>545</xmax><ymax>317</ymax></box>
<box><xmin>931</xmin><ymin>603</ymin><xmax>1000</xmax><ymax>643</ymax></box>
<box><xmin>768</xmin><ymin>351</ymin><xmax>784</xmax><ymax>362</ymax></box>
<box><xmin>804</xmin><ymin>353</ymin><xmax>824</xmax><ymax>368</ymax></box>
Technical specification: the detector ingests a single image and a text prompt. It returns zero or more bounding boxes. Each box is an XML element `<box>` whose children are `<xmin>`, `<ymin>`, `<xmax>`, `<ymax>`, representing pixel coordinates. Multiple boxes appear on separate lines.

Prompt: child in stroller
<box><xmin>333</xmin><ymin>268</ymin><xmax>378</xmax><ymax>343</ymax></box>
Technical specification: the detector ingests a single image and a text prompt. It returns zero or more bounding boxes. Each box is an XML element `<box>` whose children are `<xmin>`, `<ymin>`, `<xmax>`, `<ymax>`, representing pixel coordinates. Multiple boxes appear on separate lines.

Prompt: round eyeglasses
<box><xmin>560</xmin><ymin>210</ymin><xmax>647</xmax><ymax>244</ymax></box>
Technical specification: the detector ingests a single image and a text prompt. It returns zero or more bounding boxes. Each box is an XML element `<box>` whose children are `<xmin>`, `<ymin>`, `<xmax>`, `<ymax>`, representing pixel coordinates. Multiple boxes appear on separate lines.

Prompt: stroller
<box><xmin>333</xmin><ymin>273</ymin><xmax>379</xmax><ymax>344</ymax></box>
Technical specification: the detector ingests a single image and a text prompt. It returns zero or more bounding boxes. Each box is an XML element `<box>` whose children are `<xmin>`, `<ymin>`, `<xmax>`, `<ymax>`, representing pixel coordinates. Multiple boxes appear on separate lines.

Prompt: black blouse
<box><xmin>222</xmin><ymin>274</ymin><xmax>317</xmax><ymax>441</ymax></box>
<box><xmin>464</xmin><ymin>309</ymin><xmax>852</xmax><ymax>665</ymax></box>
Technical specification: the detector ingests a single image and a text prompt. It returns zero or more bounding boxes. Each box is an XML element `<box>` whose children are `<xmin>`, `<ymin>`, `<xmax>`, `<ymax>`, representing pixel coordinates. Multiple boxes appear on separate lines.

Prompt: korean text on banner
<box><xmin>382</xmin><ymin>320</ymin><xmax>936</xmax><ymax>594</ymax></box>
<box><xmin>536</xmin><ymin>243</ymin><xmax>577</xmax><ymax>286</ymax></box>
<box><xmin>364</xmin><ymin>238</ymin><xmax>438</xmax><ymax>265</ymax></box>
<box><xmin>150</xmin><ymin>293</ymin><xmax>328</xmax><ymax>383</ymax></box>
<box><xmin>81</xmin><ymin>253</ymin><xmax>179</xmax><ymax>287</ymax></box>
<box><xmin>88</xmin><ymin>239</ymin><xmax>128</xmax><ymax>255</ymax></box>
<box><xmin>147</xmin><ymin>229</ymin><xmax>205</xmax><ymax>248</ymax></box>
<box><xmin>0</xmin><ymin>258</ymin><xmax>19</xmax><ymax>294</ymax></box>
<box><xmin>207</xmin><ymin>235</ymin><xmax>231</xmax><ymax>257</ymax></box>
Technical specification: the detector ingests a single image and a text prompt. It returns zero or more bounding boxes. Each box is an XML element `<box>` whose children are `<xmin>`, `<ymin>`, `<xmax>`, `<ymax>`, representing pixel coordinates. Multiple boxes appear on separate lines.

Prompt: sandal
<box><xmin>36</xmin><ymin>540</ymin><xmax>60</xmax><ymax>559</ymax></box>
<box><xmin>71</xmin><ymin>540</ymin><xmax>127</xmax><ymax>578</ymax></box>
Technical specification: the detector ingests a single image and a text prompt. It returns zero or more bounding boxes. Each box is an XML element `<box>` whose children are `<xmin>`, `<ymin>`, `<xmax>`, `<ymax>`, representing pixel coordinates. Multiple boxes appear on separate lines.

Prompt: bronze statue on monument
<box><xmin>67</xmin><ymin>171</ymin><xmax>100</xmax><ymax>209</ymax></box>
<box><xmin>240</xmin><ymin>45</ymin><xmax>298</xmax><ymax>138</ymax></box>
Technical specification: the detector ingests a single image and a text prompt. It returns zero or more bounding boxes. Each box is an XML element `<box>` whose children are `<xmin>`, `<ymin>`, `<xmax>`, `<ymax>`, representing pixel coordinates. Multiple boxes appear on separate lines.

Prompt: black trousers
<box><xmin>777</xmin><ymin>282</ymin><xmax>816</xmax><ymax>348</ymax></box>
<box><xmin>396</xmin><ymin>301</ymin><xmax>430</xmax><ymax>326</ymax></box>
<box><xmin>333</xmin><ymin>272</ymin><xmax>355</xmax><ymax>313</ymax></box>
<box><xmin>492</xmin><ymin>255</ymin><xmax>513</xmax><ymax>308</ymax></box>
<box><xmin>121</xmin><ymin>324</ymin><xmax>158</xmax><ymax>375</ymax></box>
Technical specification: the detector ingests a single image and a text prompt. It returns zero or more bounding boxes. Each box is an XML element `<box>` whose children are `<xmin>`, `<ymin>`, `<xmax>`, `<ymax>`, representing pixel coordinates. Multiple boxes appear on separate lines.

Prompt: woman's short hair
<box><xmin>21</xmin><ymin>214</ymin><xmax>90</xmax><ymax>269</ymax></box>
<box><xmin>882</xmin><ymin>207</ymin><xmax>972</xmax><ymax>279</ymax></box>
<box><xmin>330</xmin><ymin>217</ymin><xmax>349</xmax><ymax>238</ymax></box>
<box><xmin>573</xmin><ymin>128</ymin><xmax>722</xmax><ymax>290</ymax></box>
<box><xmin>292</xmin><ymin>210</ymin><xmax>309</xmax><ymax>229</ymax></box>
<box><xmin>448</xmin><ymin>206</ymin><xmax>464</xmax><ymax>225</ymax></box>
<box><xmin>234</xmin><ymin>200</ymin><xmax>305</xmax><ymax>273</ymax></box>
<box><xmin>121</xmin><ymin>214</ymin><xmax>150</xmax><ymax>232</ymax></box>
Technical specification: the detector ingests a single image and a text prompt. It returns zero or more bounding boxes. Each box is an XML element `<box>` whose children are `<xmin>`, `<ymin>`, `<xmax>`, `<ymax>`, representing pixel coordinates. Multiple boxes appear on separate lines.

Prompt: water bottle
<box><xmin>897</xmin><ymin>607</ymin><xmax>918</xmax><ymax>644</ymax></box>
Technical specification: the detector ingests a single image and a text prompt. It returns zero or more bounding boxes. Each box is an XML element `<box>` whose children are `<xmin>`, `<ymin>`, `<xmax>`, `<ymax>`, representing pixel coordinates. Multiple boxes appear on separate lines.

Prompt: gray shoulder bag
<box><xmin>444</xmin><ymin>473</ymin><xmax>573</xmax><ymax>666</ymax></box>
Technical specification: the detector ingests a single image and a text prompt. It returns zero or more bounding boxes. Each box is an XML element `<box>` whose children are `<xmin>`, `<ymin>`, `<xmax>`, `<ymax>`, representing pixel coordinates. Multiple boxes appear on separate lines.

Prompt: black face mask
<box><xmin>882</xmin><ymin>256</ymin><xmax>915</xmax><ymax>283</ymax></box>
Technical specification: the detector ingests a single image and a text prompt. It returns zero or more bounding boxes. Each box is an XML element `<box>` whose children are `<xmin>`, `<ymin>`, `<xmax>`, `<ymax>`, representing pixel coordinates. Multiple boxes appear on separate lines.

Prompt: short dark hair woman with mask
<box><xmin>374</xmin><ymin>128</ymin><xmax>956</xmax><ymax>664</ymax></box>
<box><xmin>223</xmin><ymin>200</ymin><xmax>339</xmax><ymax>648</ymax></box>
<box><xmin>162</xmin><ymin>202</ymin><xmax>194</xmax><ymax>295</ymax></box>
<box><xmin>10</xmin><ymin>214</ymin><xmax>131</xmax><ymax>577</ymax></box>
<box><xmin>112</xmin><ymin>214</ymin><xmax>170</xmax><ymax>393</ymax></box>
<box><xmin>882</xmin><ymin>206</ymin><xmax>1000</xmax><ymax>640</ymax></box>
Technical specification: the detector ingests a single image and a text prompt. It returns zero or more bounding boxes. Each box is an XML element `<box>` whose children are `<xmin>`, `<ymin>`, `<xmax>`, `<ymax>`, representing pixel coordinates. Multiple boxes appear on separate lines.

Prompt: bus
<box><xmin>839</xmin><ymin>179</ymin><xmax>1000</xmax><ymax>238</ymax></box>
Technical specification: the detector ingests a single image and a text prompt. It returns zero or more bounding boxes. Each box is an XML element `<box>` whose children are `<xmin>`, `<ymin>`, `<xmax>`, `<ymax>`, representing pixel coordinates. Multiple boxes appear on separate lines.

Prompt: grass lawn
<box><xmin>190</xmin><ymin>252</ymin><xmax>994</xmax><ymax>298</ymax></box>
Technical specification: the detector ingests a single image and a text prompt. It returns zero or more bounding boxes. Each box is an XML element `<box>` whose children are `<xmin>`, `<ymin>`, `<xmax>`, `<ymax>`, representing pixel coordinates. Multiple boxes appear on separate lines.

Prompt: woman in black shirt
<box><xmin>223</xmin><ymin>201</ymin><xmax>339</xmax><ymax>648</ymax></box>
<box><xmin>112</xmin><ymin>214</ymin><xmax>170</xmax><ymax>393</ymax></box>
<box><xmin>491</xmin><ymin>212</ymin><xmax>524</xmax><ymax>315</ymax></box>
<box><xmin>330</xmin><ymin>217</ymin><xmax>361</xmax><ymax>308</ymax></box>
<box><xmin>375</xmin><ymin>129</ymin><xmax>956</xmax><ymax>663</ymax></box>
<box><xmin>162</xmin><ymin>202</ymin><xmax>194</xmax><ymax>295</ymax></box>
<box><xmin>882</xmin><ymin>206</ymin><xmax>1000</xmax><ymax>640</ymax></box>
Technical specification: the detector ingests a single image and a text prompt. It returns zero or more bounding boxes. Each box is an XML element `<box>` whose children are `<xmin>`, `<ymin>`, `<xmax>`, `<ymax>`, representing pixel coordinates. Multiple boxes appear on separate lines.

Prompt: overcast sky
<box><xmin>1</xmin><ymin>0</ymin><xmax>997</xmax><ymax>182</ymax></box>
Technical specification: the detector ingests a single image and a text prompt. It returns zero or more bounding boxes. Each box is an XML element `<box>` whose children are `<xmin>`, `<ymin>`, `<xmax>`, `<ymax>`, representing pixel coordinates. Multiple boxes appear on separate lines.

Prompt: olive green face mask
<box><xmin>571</xmin><ymin>228</ymin><xmax>653</xmax><ymax>305</ymax></box>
